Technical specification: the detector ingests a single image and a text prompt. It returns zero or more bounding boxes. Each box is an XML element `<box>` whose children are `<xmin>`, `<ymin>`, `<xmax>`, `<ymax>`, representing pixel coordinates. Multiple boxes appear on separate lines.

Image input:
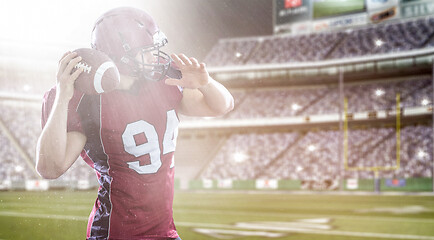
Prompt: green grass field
<box><xmin>1</xmin><ymin>190</ymin><xmax>434</xmax><ymax>240</ymax></box>
<box><xmin>313</xmin><ymin>0</ymin><xmax>365</xmax><ymax>19</ymax></box>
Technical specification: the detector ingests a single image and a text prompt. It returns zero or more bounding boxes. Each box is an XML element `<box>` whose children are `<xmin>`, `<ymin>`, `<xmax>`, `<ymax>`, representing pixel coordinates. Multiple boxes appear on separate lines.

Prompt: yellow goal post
<box><xmin>343</xmin><ymin>93</ymin><xmax>401</xmax><ymax>175</ymax></box>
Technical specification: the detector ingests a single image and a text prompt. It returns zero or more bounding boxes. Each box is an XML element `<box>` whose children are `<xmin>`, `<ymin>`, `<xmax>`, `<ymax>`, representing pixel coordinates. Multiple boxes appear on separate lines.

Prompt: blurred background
<box><xmin>0</xmin><ymin>0</ymin><xmax>434</xmax><ymax>239</ymax></box>
<box><xmin>0</xmin><ymin>0</ymin><xmax>272</xmax><ymax>91</ymax></box>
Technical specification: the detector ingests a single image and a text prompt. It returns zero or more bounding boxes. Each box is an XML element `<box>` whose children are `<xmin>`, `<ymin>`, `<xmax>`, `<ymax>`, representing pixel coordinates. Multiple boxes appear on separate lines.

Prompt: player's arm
<box><xmin>36</xmin><ymin>52</ymin><xmax>86</xmax><ymax>179</ymax></box>
<box><xmin>165</xmin><ymin>53</ymin><xmax>234</xmax><ymax>117</ymax></box>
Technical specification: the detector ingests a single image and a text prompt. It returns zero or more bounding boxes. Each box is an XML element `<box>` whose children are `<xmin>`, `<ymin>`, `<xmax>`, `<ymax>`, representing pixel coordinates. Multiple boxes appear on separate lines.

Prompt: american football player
<box><xmin>36</xmin><ymin>7</ymin><xmax>234</xmax><ymax>240</ymax></box>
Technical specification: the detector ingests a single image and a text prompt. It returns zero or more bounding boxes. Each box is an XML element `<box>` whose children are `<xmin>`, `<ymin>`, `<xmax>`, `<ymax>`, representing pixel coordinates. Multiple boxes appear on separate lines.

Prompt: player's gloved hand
<box><xmin>56</xmin><ymin>51</ymin><xmax>83</xmax><ymax>101</ymax></box>
<box><xmin>165</xmin><ymin>53</ymin><xmax>210</xmax><ymax>89</ymax></box>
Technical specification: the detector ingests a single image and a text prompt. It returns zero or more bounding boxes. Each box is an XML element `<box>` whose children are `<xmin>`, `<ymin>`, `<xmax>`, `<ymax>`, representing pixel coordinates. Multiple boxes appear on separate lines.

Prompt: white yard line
<box><xmin>176</xmin><ymin>221</ymin><xmax>434</xmax><ymax>240</ymax></box>
<box><xmin>175</xmin><ymin>208</ymin><xmax>434</xmax><ymax>224</ymax></box>
<box><xmin>0</xmin><ymin>202</ymin><xmax>90</xmax><ymax>211</ymax></box>
<box><xmin>1</xmin><ymin>210</ymin><xmax>434</xmax><ymax>240</ymax></box>
<box><xmin>0</xmin><ymin>211</ymin><xmax>88</xmax><ymax>221</ymax></box>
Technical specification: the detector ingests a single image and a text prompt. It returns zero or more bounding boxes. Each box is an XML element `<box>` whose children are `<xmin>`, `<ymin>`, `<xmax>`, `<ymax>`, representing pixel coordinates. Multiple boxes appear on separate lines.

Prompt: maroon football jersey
<box><xmin>41</xmin><ymin>80</ymin><xmax>183</xmax><ymax>239</ymax></box>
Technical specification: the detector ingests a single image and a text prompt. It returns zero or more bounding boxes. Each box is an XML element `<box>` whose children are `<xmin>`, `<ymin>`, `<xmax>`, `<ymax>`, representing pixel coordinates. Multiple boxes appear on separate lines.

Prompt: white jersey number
<box><xmin>121</xmin><ymin>110</ymin><xmax>179</xmax><ymax>174</ymax></box>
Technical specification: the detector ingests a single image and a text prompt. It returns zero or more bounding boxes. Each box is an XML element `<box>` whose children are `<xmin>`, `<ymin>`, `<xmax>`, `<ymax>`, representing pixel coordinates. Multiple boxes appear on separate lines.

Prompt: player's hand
<box><xmin>56</xmin><ymin>51</ymin><xmax>83</xmax><ymax>102</ymax></box>
<box><xmin>165</xmin><ymin>53</ymin><xmax>210</xmax><ymax>89</ymax></box>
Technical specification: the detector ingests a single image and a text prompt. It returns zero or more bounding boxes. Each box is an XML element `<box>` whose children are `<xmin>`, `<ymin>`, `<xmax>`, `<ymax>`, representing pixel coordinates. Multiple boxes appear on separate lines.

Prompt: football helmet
<box><xmin>91</xmin><ymin>7</ymin><xmax>174</xmax><ymax>81</ymax></box>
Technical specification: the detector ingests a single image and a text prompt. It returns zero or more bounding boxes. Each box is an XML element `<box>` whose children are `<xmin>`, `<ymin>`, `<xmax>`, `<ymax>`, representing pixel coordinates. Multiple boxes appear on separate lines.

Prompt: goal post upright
<box><xmin>339</xmin><ymin>68</ymin><xmax>344</xmax><ymax>191</ymax></box>
<box><xmin>396</xmin><ymin>93</ymin><xmax>401</xmax><ymax>171</ymax></box>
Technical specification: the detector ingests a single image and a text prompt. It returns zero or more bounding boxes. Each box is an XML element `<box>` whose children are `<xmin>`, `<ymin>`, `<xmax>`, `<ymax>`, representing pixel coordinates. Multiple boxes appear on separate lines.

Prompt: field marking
<box><xmin>0</xmin><ymin>202</ymin><xmax>90</xmax><ymax>211</ymax></box>
<box><xmin>2</xmin><ymin>211</ymin><xmax>434</xmax><ymax>240</ymax></box>
<box><xmin>3</xmin><ymin>206</ymin><xmax>434</xmax><ymax>225</ymax></box>
<box><xmin>198</xmin><ymin>219</ymin><xmax>330</xmax><ymax>238</ymax></box>
<box><xmin>178</xmin><ymin>221</ymin><xmax>434</xmax><ymax>240</ymax></box>
<box><xmin>190</xmin><ymin>190</ymin><xmax>434</xmax><ymax>197</ymax></box>
<box><xmin>235</xmin><ymin>221</ymin><xmax>434</xmax><ymax>240</ymax></box>
<box><xmin>175</xmin><ymin>208</ymin><xmax>434</xmax><ymax>224</ymax></box>
<box><xmin>194</xmin><ymin>228</ymin><xmax>285</xmax><ymax>239</ymax></box>
<box><xmin>0</xmin><ymin>211</ymin><xmax>88</xmax><ymax>221</ymax></box>
<box><xmin>355</xmin><ymin>205</ymin><xmax>433</xmax><ymax>214</ymax></box>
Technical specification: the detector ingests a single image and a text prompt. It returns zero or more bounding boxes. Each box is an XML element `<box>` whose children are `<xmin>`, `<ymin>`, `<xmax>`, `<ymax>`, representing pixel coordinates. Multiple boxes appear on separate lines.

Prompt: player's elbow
<box><xmin>36</xmin><ymin>156</ymin><xmax>64</xmax><ymax>179</ymax></box>
<box><xmin>226</xmin><ymin>95</ymin><xmax>235</xmax><ymax>113</ymax></box>
<box><xmin>38</xmin><ymin>171</ymin><xmax>60</xmax><ymax>180</ymax></box>
<box><xmin>36</xmin><ymin>165</ymin><xmax>62</xmax><ymax>179</ymax></box>
<box><xmin>214</xmin><ymin>95</ymin><xmax>234</xmax><ymax>116</ymax></box>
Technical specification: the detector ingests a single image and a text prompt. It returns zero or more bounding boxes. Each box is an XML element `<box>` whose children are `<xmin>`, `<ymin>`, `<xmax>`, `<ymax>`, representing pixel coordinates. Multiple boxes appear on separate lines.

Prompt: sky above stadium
<box><xmin>0</xmin><ymin>0</ymin><xmax>272</xmax><ymax>63</ymax></box>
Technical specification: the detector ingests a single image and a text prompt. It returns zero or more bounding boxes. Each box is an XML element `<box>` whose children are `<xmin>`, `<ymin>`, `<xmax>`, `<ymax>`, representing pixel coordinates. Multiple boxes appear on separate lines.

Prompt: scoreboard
<box><xmin>273</xmin><ymin>0</ymin><xmax>434</xmax><ymax>34</ymax></box>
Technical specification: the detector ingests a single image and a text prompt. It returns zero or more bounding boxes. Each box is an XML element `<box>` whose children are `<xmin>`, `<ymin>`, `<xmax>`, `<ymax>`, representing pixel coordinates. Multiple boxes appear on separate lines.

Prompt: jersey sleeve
<box><xmin>41</xmin><ymin>87</ymin><xmax>85</xmax><ymax>134</ymax></box>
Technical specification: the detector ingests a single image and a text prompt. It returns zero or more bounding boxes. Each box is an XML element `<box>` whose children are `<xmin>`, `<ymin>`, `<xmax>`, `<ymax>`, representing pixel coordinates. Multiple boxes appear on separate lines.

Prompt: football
<box><xmin>73</xmin><ymin>48</ymin><xmax>120</xmax><ymax>95</ymax></box>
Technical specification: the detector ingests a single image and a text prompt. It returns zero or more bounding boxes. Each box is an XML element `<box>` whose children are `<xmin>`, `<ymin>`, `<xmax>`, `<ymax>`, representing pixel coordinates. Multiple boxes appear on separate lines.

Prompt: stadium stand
<box><xmin>0</xmin><ymin>134</ymin><xmax>32</xmax><ymax>182</ymax></box>
<box><xmin>1</xmin><ymin>75</ymin><xmax>431</xmax><ymax>184</ymax></box>
<box><xmin>204</xmin><ymin>16</ymin><xmax>434</xmax><ymax>66</ymax></box>
<box><xmin>0</xmin><ymin>104</ymin><xmax>40</xmax><ymax>158</ymax></box>
<box><xmin>220</xmin><ymin>76</ymin><xmax>432</xmax><ymax>119</ymax></box>
<box><xmin>200</xmin><ymin>126</ymin><xmax>432</xmax><ymax>181</ymax></box>
<box><xmin>0</xmin><ymin>102</ymin><xmax>95</xmax><ymax>184</ymax></box>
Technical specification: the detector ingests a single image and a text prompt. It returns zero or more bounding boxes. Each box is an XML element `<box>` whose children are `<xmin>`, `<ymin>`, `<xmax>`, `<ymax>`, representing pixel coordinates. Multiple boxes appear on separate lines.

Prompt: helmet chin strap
<box><xmin>166</xmin><ymin>65</ymin><xmax>182</xmax><ymax>79</ymax></box>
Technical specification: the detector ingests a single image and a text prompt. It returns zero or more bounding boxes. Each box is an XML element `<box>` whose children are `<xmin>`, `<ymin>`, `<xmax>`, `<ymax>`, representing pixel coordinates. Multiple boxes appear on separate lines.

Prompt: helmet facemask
<box><xmin>120</xmin><ymin>31</ymin><xmax>172</xmax><ymax>82</ymax></box>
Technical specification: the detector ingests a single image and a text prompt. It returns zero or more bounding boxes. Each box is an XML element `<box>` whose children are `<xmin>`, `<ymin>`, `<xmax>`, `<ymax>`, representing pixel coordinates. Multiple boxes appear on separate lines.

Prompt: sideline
<box><xmin>179</xmin><ymin>189</ymin><xmax>434</xmax><ymax>196</ymax></box>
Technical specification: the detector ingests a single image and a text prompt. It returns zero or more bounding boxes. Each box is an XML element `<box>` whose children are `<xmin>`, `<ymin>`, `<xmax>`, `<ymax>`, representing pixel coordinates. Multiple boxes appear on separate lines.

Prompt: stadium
<box><xmin>1</xmin><ymin>0</ymin><xmax>434</xmax><ymax>239</ymax></box>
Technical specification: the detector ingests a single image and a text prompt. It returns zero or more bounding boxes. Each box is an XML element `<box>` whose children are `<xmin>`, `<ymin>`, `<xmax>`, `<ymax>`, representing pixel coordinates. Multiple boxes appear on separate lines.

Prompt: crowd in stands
<box><xmin>0</xmin><ymin>76</ymin><xmax>431</xmax><ymax>183</ymax></box>
<box><xmin>204</xmin><ymin>16</ymin><xmax>434</xmax><ymax>67</ymax></box>
<box><xmin>0</xmin><ymin>103</ymin><xmax>95</xmax><ymax>184</ymax></box>
<box><xmin>0</xmin><ymin>104</ymin><xmax>40</xmax><ymax>158</ymax></box>
<box><xmin>200</xmin><ymin>126</ymin><xmax>432</xmax><ymax>181</ymax></box>
<box><xmin>0</xmin><ymin>134</ymin><xmax>32</xmax><ymax>183</ymax></box>
<box><xmin>201</xmin><ymin>132</ymin><xmax>300</xmax><ymax>180</ymax></box>
<box><xmin>225</xmin><ymin>76</ymin><xmax>432</xmax><ymax>119</ymax></box>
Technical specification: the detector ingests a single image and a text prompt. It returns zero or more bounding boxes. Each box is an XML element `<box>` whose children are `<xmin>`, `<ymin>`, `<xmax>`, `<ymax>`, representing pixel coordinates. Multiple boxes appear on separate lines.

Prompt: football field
<box><xmin>0</xmin><ymin>190</ymin><xmax>434</xmax><ymax>240</ymax></box>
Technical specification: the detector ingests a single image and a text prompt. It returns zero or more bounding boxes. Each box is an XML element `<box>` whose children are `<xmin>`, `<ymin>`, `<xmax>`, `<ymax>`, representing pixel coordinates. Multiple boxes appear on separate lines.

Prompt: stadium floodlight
<box><xmin>233</xmin><ymin>152</ymin><xmax>248</xmax><ymax>163</ymax></box>
<box><xmin>417</xmin><ymin>149</ymin><xmax>427</xmax><ymax>159</ymax></box>
<box><xmin>421</xmin><ymin>98</ymin><xmax>430</xmax><ymax>106</ymax></box>
<box><xmin>307</xmin><ymin>145</ymin><xmax>316</xmax><ymax>152</ymax></box>
<box><xmin>375</xmin><ymin>88</ymin><xmax>385</xmax><ymax>97</ymax></box>
<box><xmin>375</xmin><ymin>39</ymin><xmax>384</xmax><ymax>47</ymax></box>
<box><xmin>23</xmin><ymin>84</ymin><xmax>31</xmax><ymax>92</ymax></box>
<box><xmin>235</xmin><ymin>52</ymin><xmax>242</xmax><ymax>58</ymax></box>
<box><xmin>15</xmin><ymin>165</ymin><xmax>24</xmax><ymax>173</ymax></box>
<box><xmin>291</xmin><ymin>103</ymin><xmax>301</xmax><ymax>111</ymax></box>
